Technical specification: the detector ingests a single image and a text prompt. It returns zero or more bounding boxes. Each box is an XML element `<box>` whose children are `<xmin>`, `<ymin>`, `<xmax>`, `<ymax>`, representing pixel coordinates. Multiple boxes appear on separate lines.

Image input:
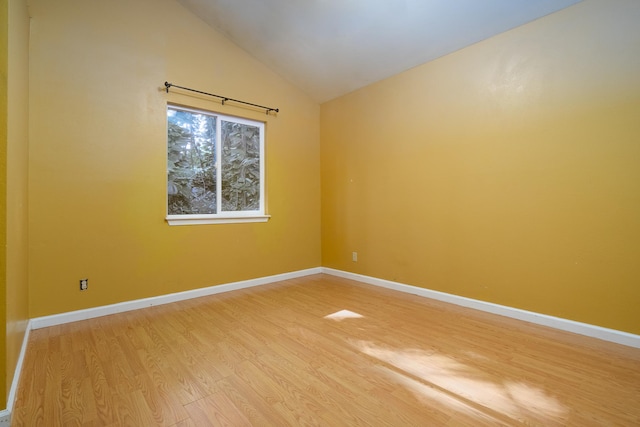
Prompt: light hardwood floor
<box><xmin>12</xmin><ymin>274</ymin><xmax>640</xmax><ymax>426</ymax></box>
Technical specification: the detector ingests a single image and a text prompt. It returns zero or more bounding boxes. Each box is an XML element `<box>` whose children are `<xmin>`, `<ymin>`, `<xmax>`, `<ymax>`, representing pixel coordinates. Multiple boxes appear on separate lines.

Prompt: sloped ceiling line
<box><xmin>177</xmin><ymin>0</ymin><xmax>583</xmax><ymax>103</ymax></box>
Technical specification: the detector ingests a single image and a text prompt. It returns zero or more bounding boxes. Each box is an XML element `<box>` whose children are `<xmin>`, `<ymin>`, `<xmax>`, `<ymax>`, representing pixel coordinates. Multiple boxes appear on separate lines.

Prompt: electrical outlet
<box><xmin>352</xmin><ymin>252</ymin><xmax>358</xmax><ymax>262</ymax></box>
<box><xmin>80</xmin><ymin>279</ymin><xmax>88</xmax><ymax>291</ymax></box>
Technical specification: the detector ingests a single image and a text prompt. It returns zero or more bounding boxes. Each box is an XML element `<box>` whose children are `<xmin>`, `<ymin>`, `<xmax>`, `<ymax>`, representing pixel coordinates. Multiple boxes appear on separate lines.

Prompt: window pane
<box><xmin>167</xmin><ymin>107</ymin><xmax>217</xmax><ymax>214</ymax></box>
<box><xmin>221</xmin><ymin>120</ymin><xmax>261</xmax><ymax>212</ymax></box>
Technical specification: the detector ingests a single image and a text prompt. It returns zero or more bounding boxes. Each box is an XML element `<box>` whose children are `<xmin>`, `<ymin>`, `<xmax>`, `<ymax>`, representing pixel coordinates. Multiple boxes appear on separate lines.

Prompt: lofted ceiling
<box><xmin>177</xmin><ymin>0</ymin><xmax>583</xmax><ymax>103</ymax></box>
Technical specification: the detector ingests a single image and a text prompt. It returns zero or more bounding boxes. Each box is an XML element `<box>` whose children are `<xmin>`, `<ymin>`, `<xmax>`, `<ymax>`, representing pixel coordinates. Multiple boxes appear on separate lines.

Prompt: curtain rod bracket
<box><xmin>163</xmin><ymin>81</ymin><xmax>278</xmax><ymax>115</ymax></box>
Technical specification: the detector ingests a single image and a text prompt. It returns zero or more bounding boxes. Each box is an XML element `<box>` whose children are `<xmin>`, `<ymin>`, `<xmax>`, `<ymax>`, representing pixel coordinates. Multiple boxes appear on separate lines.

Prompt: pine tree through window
<box><xmin>166</xmin><ymin>105</ymin><xmax>267</xmax><ymax>225</ymax></box>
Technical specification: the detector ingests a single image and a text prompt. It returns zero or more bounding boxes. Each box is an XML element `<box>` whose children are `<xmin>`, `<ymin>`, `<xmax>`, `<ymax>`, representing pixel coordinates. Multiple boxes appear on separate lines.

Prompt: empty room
<box><xmin>2</xmin><ymin>0</ymin><xmax>640</xmax><ymax>425</ymax></box>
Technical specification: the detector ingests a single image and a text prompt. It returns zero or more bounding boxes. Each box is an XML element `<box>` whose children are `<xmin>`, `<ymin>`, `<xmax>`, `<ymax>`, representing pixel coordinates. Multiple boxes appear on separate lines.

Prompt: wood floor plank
<box><xmin>213</xmin><ymin>375</ymin><xmax>290</xmax><ymax>426</ymax></box>
<box><xmin>134</xmin><ymin>372</ymin><xmax>190</xmax><ymax>426</ymax></box>
<box><xmin>184</xmin><ymin>391</ymin><xmax>253</xmax><ymax>427</ymax></box>
<box><xmin>12</xmin><ymin>274</ymin><xmax>640</xmax><ymax>426</ymax></box>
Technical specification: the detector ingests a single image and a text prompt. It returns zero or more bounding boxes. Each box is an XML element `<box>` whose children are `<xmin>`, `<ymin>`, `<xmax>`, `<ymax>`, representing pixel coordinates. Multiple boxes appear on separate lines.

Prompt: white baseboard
<box><xmin>23</xmin><ymin>265</ymin><xmax>640</xmax><ymax>350</ymax></box>
<box><xmin>1</xmin><ymin>319</ymin><xmax>32</xmax><ymax>425</ymax></box>
<box><xmin>31</xmin><ymin>267</ymin><xmax>322</xmax><ymax>330</ymax></box>
<box><xmin>322</xmin><ymin>267</ymin><xmax>640</xmax><ymax>349</ymax></box>
<box><xmin>0</xmin><ymin>411</ymin><xmax>9</xmax><ymax>426</ymax></box>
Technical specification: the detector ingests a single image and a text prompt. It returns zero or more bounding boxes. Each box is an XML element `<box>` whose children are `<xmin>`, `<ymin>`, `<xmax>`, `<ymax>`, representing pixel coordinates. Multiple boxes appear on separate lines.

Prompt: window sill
<box><xmin>166</xmin><ymin>215</ymin><xmax>271</xmax><ymax>226</ymax></box>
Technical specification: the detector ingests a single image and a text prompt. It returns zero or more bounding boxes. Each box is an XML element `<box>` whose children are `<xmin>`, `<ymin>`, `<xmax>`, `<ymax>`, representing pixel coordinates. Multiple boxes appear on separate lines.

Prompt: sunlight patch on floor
<box><xmin>378</xmin><ymin>365</ymin><xmax>505</xmax><ymax>425</ymax></box>
<box><xmin>352</xmin><ymin>339</ymin><xmax>568</xmax><ymax>424</ymax></box>
<box><xmin>324</xmin><ymin>309</ymin><xmax>364</xmax><ymax>321</ymax></box>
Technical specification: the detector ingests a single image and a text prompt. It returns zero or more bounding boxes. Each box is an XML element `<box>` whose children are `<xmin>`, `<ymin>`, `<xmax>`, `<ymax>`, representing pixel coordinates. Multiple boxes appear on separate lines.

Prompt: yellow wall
<box><xmin>0</xmin><ymin>0</ymin><xmax>8</xmax><ymax>409</ymax></box>
<box><xmin>6</xmin><ymin>0</ymin><xmax>29</xmax><ymax>403</ymax></box>
<box><xmin>321</xmin><ymin>0</ymin><xmax>640</xmax><ymax>334</ymax></box>
<box><xmin>23</xmin><ymin>0</ymin><xmax>640</xmax><ymax>335</ymax></box>
<box><xmin>28</xmin><ymin>0</ymin><xmax>321</xmax><ymax>317</ymax></box>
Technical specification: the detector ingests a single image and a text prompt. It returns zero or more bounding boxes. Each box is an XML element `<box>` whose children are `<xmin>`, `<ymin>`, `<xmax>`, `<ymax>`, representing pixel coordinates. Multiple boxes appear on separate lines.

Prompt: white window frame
<box><xmin>166</xmin><ymin>104</ymin><xmax>269</xmax><ymax>225</ymax></box>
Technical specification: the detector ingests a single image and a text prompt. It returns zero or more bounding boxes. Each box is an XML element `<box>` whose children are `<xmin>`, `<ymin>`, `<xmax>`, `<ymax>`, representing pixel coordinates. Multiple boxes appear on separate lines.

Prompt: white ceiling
<box><xmin>177</xmin><ymin>0</ymin><xmax>583</xmax><ymax>103</ymax></box>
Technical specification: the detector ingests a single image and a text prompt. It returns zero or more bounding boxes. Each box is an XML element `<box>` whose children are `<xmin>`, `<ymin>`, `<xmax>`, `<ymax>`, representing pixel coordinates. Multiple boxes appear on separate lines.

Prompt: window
<box><xmin>166</xmin><ymin>105</ymin><xmax>268</xmax><ymax>225</ymax></box>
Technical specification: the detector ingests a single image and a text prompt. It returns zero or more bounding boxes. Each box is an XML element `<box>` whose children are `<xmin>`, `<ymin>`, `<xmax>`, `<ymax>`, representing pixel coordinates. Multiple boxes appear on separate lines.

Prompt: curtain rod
<box><xmin>164</xmin><ymin>81</ymin><xmax>279</xmax><ymax>115</ymax></box>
